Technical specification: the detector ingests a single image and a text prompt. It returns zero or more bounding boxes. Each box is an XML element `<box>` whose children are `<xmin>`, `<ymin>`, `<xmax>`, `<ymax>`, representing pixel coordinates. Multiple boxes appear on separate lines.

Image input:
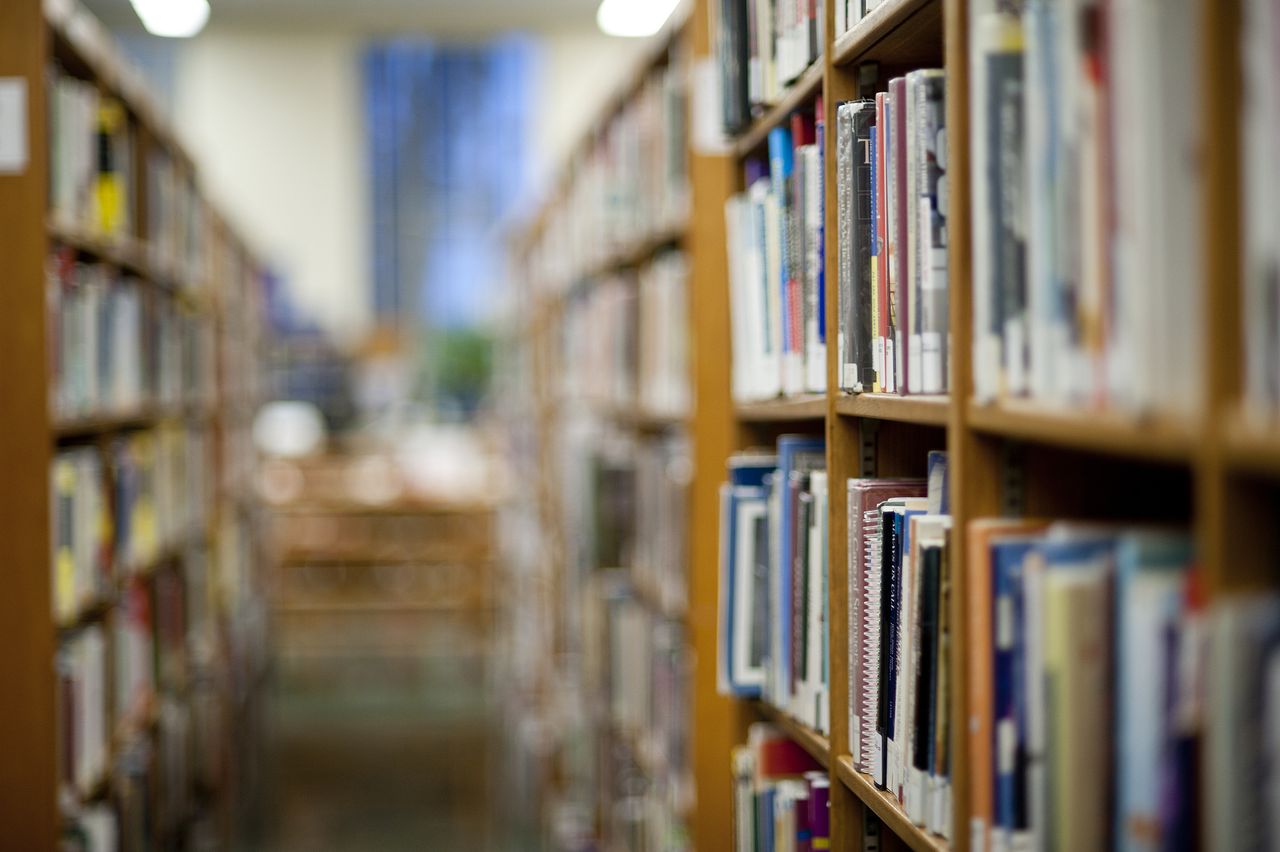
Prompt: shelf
<box><xmin>966</xmin><ymin>399</ymin><xmax>1197</xmax><ymax>463</ymax></box>
<box><xmin>47</xmin><ymin>219</ymin><xmax>150</xmax><ymax>277</ymax></box>
<box><xmin>832</xmin><ymin>0</ymin><xmax>944</xmax><ymax>68</ymax></box>
<box><xmin>580</xmin><ymin>221</ymin><xmax>687</xmax><ymax>282</ymax></box>
<box><xmin>56</xmin><ymin>595</ymin><xmax>115</xmax><ymax>633</ymax></box>
<box><xmin>54</xmin><ymin>405</ymin><xmax>211</xmax><ymax>442</ymax></box>
<box><xmin>1222</xmin><ymin>411</ymin><xmax>1280</xmax><ymax>478</ymax></box>
<box><xmin>274</xmin><ymin>600</ymin><xmax>486</xmax><ymax>616</ymax></box>
<box><xmin>754</xmin><ymin>701</ymin><xmax>830</xmax><ymax>766</ymax></box>
<box><xmin>835</xmin><ymin>757</ymin><xmax>949</xmax><ymax>852</ymax></box>
<box><xmin>736</xmin><ymin>394</ymin><xmax>827</xmax><ymax>423</ymax></box>
<box><xmin>734</xmin><ymin>61</ymin><xmax>825</xmax><ymax>159</ymax></box>
<box><xmin>836</xmin><ymin>393</ymin><xmax>950</xmax><ymax>426</ymax></box>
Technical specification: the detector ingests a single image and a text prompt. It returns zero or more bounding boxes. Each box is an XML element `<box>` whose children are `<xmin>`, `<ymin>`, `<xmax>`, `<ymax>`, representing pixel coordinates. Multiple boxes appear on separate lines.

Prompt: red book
<box><xmin>874</xmin><ymin>92</ymin><xmax>889</xmax><ymax>392</ymax></box>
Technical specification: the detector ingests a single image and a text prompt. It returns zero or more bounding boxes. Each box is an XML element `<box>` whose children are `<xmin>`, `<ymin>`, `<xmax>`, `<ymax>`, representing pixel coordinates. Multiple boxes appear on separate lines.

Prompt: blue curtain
<box><xmin>363</xmin><ymin>37</ymin><xmax>534</xmax><ymax>328</ymax></box>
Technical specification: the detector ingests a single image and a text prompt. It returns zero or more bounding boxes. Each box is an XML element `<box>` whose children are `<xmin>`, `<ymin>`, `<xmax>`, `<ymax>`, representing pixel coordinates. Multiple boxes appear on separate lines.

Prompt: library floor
<box><xmin>248</xmin><ymin>652</ymin><xmax>524</xmax><ymax>852</ymax></box>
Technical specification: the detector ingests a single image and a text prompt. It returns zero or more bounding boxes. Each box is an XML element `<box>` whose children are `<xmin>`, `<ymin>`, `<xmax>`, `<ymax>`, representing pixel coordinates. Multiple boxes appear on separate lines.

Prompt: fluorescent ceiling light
<box><xmin>596</xmin><ymin>0</ymin><xmax>680</xmax><ymax>37</ymax></box>
<box><xmin>129</xmin><ymin>0</ymin><xmax>210</xmax><ymax>38</ymax></box>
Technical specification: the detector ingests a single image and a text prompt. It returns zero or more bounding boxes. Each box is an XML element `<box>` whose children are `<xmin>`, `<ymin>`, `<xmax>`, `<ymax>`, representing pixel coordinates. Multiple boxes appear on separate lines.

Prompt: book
<box><xmin>836</xmin><ymin>73</ymin><xmax>948</xmax><ymax>398</ymax></box>
<box><xmin>1243</xmin><ymin>0</ymin><xmax>1280</xmax><ymax>415</ymax></box>
<box><xmin>973</xmin><ymin>1</ymin><xmax>1204</xmax><ymax>414</ymax></box>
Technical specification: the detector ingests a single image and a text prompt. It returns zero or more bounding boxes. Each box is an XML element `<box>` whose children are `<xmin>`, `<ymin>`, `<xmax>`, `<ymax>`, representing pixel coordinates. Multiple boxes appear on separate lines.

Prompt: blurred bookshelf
<box><xmin>0</xmin><ymin>0</ymin><xmax>267</xmax><ymax>847</ymax></box>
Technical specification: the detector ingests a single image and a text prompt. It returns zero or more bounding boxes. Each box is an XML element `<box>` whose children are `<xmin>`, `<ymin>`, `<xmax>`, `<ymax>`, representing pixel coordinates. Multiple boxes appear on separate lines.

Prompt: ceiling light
<box><xmin>596</xmin><ymin>0</ymin><xmax>680</xmax><ymax>37</ymax></box>
<box><xmin>128</xmin><ymin>0</ymin><xmax>210</xmax><ymax>38</ymax></box>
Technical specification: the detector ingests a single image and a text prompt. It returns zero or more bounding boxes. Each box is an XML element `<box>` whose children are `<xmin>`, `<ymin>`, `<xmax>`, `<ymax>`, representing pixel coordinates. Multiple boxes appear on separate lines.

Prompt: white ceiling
<box><xmin>80</xmin><ymin>0</ymin><xmax>603</xmax><ymax>37</ymax></box>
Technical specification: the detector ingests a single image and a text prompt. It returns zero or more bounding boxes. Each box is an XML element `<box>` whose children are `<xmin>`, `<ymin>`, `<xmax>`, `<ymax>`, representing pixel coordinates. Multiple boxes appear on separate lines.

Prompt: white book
<box><xmin>761</xmin><ymin>183</ymin><xmax>785</xmax><ymax>400</ymax></box>
<box><xmin>726</xmin><ymin>196</ymin><xmax>753</xmax><ymax>404</ymax></box>
<box><xmin>803</xmin><ymin>145</ymin><xmax>826</xmax><ymax>393</ymax></box>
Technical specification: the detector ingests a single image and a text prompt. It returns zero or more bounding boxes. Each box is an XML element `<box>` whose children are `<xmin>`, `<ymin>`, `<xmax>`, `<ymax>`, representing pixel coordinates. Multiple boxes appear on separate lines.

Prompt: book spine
<box><xmin>916</xmin><ymin>71</ymin><xmax>948</xmax><ymax>394</ymax></box>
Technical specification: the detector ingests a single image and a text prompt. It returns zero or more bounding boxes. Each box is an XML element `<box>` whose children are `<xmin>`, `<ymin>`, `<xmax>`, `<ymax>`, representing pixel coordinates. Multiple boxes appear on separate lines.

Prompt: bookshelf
<box><xmin>0</xmin><ymin>0</ymin><xmax>265</xmax><ymax>847</ymax></box>
<box><xmin>690</xmin><ymin>0</ymin><xmax>1280</xmax><ymax>850</ymax></box>
<box><xmin>508</xmin><ymin>5</ymin><xmax>695</xmax><ymax>848</ymax></box>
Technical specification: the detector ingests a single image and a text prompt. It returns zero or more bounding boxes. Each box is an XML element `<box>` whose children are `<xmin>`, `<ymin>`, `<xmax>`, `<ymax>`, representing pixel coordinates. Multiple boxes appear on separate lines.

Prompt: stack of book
<box><xmin>970</xmin><ymin>1</ymin><xmax>1201</xmax><ymax>414</ymax></box>
<box><xmin>731</xmin><ymin>723</ymin><xmax>829</xmax><ymax>852</ymax></box>
<box><xmin>718</xmin><ymin>0</ymin><xmax>824</xmax><ymax>133</ymax></box>
<box><xmin>1243</xmin><ymin>0</ymin><xmax>1280</xmax><ymax>419</ymax></box>
<box><xmin>846</xmin><ymin>452</ymin><xmax>951</xmax><ymax>838</ymax></box>
<box><xmin>835</xmin><ymin>70</ymin><xmax>949</xmax><ymax>396</ymax></box>
<box><xmin>717</xmin><ymin>435</ymin><xmax>829</xmax><ymax>735</ymax></box>
<box><xmin>725</xmin><ymin>101</ymin><xmax>827</xmax><ymax>402</ymax></box>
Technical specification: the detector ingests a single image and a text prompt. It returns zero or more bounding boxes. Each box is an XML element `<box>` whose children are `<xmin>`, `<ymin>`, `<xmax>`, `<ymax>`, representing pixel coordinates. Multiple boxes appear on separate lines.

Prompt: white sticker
<box><xmin>0</xmin><ymin>78</ymin><xmax>28</xmax><ymax>174</ymax></box>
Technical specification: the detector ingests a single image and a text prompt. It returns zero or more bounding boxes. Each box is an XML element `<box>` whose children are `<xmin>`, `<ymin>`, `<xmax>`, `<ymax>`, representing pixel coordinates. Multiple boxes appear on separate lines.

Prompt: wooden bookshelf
<box><xmin>510</xmin><ymin>5</ymin><xmax>697</xmax><ymax>849</ymax></box>
<box><xmin>0</xmin><ymin>0</ymin><xmax>266</xmax><ymax>845</ymax></box>
<box><xmin>517</xmin><ymin>0</ymin><xmax>1274</xmax><ymax>848</ymax></box>
<box><xmin>687</xmin><ymin>0</ymin><xmax>1280</xmax><ymax>847</ymax></box>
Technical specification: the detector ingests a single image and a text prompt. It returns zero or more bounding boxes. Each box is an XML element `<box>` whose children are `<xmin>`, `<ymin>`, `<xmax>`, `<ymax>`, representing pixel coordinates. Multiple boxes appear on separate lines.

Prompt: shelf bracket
<box><xmin>999</xmin><ymin>442</ymin><xmax>1027</xmax><ymax>517</ymax></box>
<box><xmin>859</xmin><ymin>418</ymin><xmax>879</xmax><ymax>479</ymax></box>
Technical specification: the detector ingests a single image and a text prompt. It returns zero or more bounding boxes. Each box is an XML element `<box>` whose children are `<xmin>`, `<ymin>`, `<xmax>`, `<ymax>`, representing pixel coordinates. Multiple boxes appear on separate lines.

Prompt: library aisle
<box><xmin>3</xmin><ymin>0</ymin><xmax>1280</xmax><ymax>850</ymax></box>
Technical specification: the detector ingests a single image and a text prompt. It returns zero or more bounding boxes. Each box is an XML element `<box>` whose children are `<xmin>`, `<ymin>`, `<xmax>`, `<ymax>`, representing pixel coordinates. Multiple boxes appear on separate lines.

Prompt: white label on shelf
<box><xmin>0</xmin><ymin>78</ymin><xmax>28</xmax><ymax>174</ymax></box>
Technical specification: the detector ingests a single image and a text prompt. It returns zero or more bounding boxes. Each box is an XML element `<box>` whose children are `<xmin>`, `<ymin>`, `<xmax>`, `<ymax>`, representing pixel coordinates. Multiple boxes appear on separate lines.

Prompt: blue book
<box><xmin>1114</xmin><ymin>532</ymin><xmax>1191</xmax><ymax>852</ymax></box>
<box><xmin>990</xmin><ymin>537</ymin><xmax>1038</xmax><ymax>836</ymax></box>
<box><xmin>768</xmin><ymin>127</ymin><xmax>795</xmax><ymax>356</ymax></box>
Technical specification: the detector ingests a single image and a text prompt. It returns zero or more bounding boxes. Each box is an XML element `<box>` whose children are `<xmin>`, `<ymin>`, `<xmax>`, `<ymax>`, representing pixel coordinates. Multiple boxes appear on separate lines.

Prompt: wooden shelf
<box><xmin>754</xmin><ymin>701</ymin><xmax>830</xmax><ymax>766</ymax></box>
<box><xmin>1222</xmin><ymin>411</ymin><xmax>1280</xmax><ymax>478</ymax></box>
<box><xmin>734</xmin><ymin>61</ymin><xmax>825</xmax><ymax>159</ymax></box>
<box><xmin>47</xmin><ymin>218</ymin><xmax>150</xmax><ymax>277</ymax></box>
<box><xmin>56</xmin><ymin>595</ymin><xmax>115</xmax><ymax>633</ymax></box>
<box><xmin>832</xmin><ymin>0</ymin><xmax>944</xmax><ymax>68</ymax></box>
<box><xmin>580</xmin><ymin>221</ymin><xmax>687</xmax><ymax>282</ymax></box>
<box><xmin>835</xmin><ymin>757</ymin><xmax>949</xmax><ymax>852</ymax></box>
<box><xmin>54</xmin><ymin>404</ymin><xmax>210</xmax><ymax>442</ymax></box>
<box><xmin>836</xmin><ymin>393</ymin><xmax>950</xmax><ymax>426</ymax></box>
<box><xmin>967</xmin><ymin>399</ymin><xmax>1197</xmax><ymax>463</ymax></box>
<box><xmin>736</xmin><ymin>394</ymin><xmax>827</xmax><ymax>422</ymax></box>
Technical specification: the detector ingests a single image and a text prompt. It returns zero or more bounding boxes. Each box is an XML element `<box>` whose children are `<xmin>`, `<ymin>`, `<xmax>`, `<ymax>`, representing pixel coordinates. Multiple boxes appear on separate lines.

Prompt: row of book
<box><xmin>967</xmin><ymin>521</ymin><xmax>1280</xmax><ymax>852</ymax></box>
<box><xmin>52</xmin><ymin>427</ymin><xmax>209</xmax><ymax>625</ymax></box>
<box><xmin>718</xmin><ymin>0</ymin><xmax>823</xmax><ymax>134</ymax></box>
<box><xmin>834</xmin><ymin>0</ymin><xmax>886</xmax><ymax>37</ymax></box>
<box><xmin>50</xmin><ymin>69</ymin><xmax>134</xmax><ymax>238</ymax></box>
<box><xmin>1243</xmin><ymin>0</ymin><xmax>1280</xmax><ymax>417</ymax></box>
<box><xmin>725</xmin><ymin>104</ymin><xmax>828</xmax><ymax>402</ymax></box>
<box><xmin>59</xmin><ymin>596</ymin><xmax>196</xmax><ymax>850</ymax></box>
<box><xmin>48</xmin><ymin>251</ymin><xmax>214</xmax><ymax>422</ymax></box>
<box><xmin>637</xmin><ymin>252</ymin><xmax>692</xmax><ymax>420</ymax></box>
<box><xmin>49</xmin><ymin>67</ymin><xmax>207</xmax><ymax>287</ymax></box>
<box><xmin>562</xmin><ymin>251</ymin><xmax>691</xmax><ymax>420</ymax></box>
<box><xmin>717</xmin><ymin>435</ymin><xmax>830</xmax><ymax>735</ymax></box>
<box><xmin>634</xmin><ymin>434</ymin><xmax>692</xmax><ymax>616</ymax></box>
<box><xmin>731</xmin><ymin>723</ymin><xmax>829</xmax><ymax>852</ymax></box>
<box><xmin>530</xmin><ymin>56</ymin><xmax>688</xmax><ymax>293</ymax></box>
<box><xmin>970</xmin><ymin>0</ymin><xmax>1200</xmax><ymax>414</ymax></box>
<box><xmin>846</xmin><ymin>455</ymin><xmax>950</xmax><ymax>837</ymax></box>
<box><xmin>836</xmin><ymin>71</ymin><xmax>949</xmax><ymax>395</ymax></box>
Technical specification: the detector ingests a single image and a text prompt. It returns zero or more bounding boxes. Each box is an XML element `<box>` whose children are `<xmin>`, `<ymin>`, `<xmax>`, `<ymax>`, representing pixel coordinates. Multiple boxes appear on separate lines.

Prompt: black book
<box><xmin>719</xmin><ymin>0</ymin><xmax>751</xmax><ymax>134</ymax></box>
<box><xmin>913</xmin><ymin>542</ymin><xmax>941</xmax><ymax>772</ymax></box>
<box><xmin>842</xmin><ymin>100</ymin><xmax>877</xmax><ymax>392</ymax></box>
